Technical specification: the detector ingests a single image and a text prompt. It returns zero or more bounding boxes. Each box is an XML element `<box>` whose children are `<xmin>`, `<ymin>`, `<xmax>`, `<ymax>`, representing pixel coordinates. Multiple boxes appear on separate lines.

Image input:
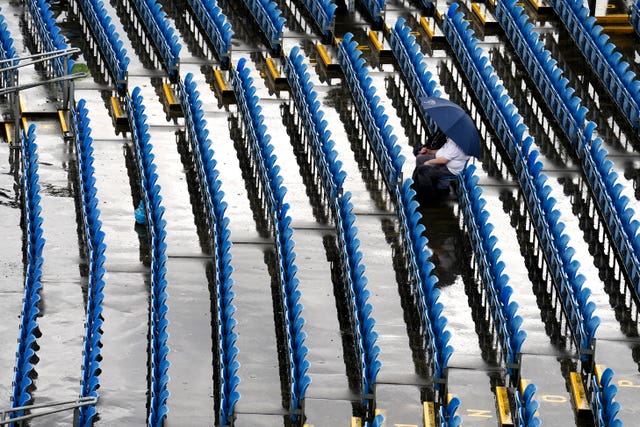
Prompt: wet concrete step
<box><xmin>520</xmin><ymin>354</ymin><xmax>575</xmax><ymax>426</ymax></box>
<box><xmin>0</xmin><ymin>139</ymin><xmax>22</xmax><ymax>400</ymax></box>
<box><xmin>164</xmin><ymin>257</ymin><xmax>216</xmax><ymax>426</ymax></box>
<box><xmin>26</xmin><ymin>116</ymin><xmax>85</xmax><ymax>426</ymax></box>
<box><xmin>231</xmin><ymin>244</ymin><xmax>284</xmax><ymax>415</ymax></box>
<box><xmin>448</xmin><ymin>369</ymin><xmax>497</xmax><ymax>426</ymax></box>
<box><xmin>234</xmin><ymin>413</ymin><xmax>288</xmax><ymax>427</ymax></box>
<box><xmin>304</xmin><ymin>397</ymin><xmax>356</xmax><ymax>426</ymax></box>
<box><xmin>376</xmin><ymin>383</ymin><xmax>424</xmax><ymax>426</ymax></box>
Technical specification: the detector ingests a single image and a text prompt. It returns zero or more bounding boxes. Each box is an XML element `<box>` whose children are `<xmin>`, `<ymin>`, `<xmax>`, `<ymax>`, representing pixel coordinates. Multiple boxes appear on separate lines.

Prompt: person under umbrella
<box><xmin>412</xmin><ymin>134</ymin><xmax>471</xmax><ymax>196</ymax></box>
<box><xmin>412</xmin><ymin>97</ymin><xmax>480</xmax><ymax>198</ymax></box>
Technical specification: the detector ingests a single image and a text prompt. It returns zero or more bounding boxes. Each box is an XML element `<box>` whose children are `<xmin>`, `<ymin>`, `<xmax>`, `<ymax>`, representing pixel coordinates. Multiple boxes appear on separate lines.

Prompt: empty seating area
<box><xmin>68</xmin><ymin>0</ymin><xmax>128</xmax><ymax>90</ymax></box>
<box><xmin>2</xmin><ymin>0</ymin><xmax>640</xmax><ymax>425</ymax></box>
<box><xmin>71</xmin><ymin>100</ymin><xmax>107</xmax><ymax>426</ymax></box>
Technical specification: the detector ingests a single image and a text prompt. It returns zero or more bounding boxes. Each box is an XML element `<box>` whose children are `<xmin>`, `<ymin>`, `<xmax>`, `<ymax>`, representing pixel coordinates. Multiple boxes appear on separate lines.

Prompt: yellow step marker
<box><xmin>595</xmin><ymin>13</ymin><xmax>629</xmax><ymax>25</ymax></box>
<box><xmin>317</xmin><ymin>44</ymin><xmax>332</xmax><ymax>66</ymax></box>
<box><xmin>569</xmin><ymin>372</ymin><xmax>591</xmax><ymax>417</ymax></box>
<box><xmin>527</xmin><ymin>0</ymin><xmax>542</xmax><ymax>9</ymax></box>
<box><xmin>214</xmin><ymin>69</ymin><xmax>228</xmax><ymax>92</ymax></box>
<box><xmin>21</xmin><ymin>116</ymin><xmax>28</xmax><ymax>134</ymax></box>
<box><xmin>212</xmin><ymin>69</ymin><xmax>236</xmax><ymax>105</ymax></box>
<box><xmin>110</xmin><ymin>96</ymin><xmax>124</xmax><ymax>120</ymax></box>
<box><xmin>526</xmin><ymin>0</ymin><xmax>553</xmax><ymax>12</ymax></box>
<box><xmin>265</xmin><ymin>57</ymin><xmax>288</xmax><ymax>91</ymax></box>
<box><xmin>472</xmin><ymin>3</ymin><xmax>488</xmax><ymax>25</ymax></box>
<box><xmin>19</xmin><ymin>96</ymin><xmax>26</xmax><ymax>114</ymax></box>
<box><xmin>109</xmin><ymin>96</ymin><xmax>130</xmax><ymax>134</ymax></box>
<box><xmin>595</xmin><ymin>364</ymin><xmax>605</xmax><ymax>388</ymax></box>
<box><xmin>601</xmin><ymin>25</ymin><xmax>634</xmax><ymax>35</ymax></box>
<box><xmin>420</xmin><ymin>16</ymin><xmax>435</xmax><ymax>39</ymax></box>
<box><xmin>58</xmin><ymin>110</ymin><xmax>68</xmax><ymax>134</ymax></box>
<box><xmin>369</xmin><ymin>30</ymin><xmax>384</xmax><ymax>53</ymax></box>
<box><xmin>351</xmin><ymin>416</ymin><xmax>363</xmax><ymax>427</ymax></box>
<box><xmin>162</xmin><ymin>82</ymin><xmax>183</xmax><ymax>117</ymax></box>
<box><xmin>4</xmin><ymin>122</ymin><xmax>13</xmax><ymax>144</ymax></box>
<box><xmin>495</xmin><ymin>386</ymin><xmax>514</xmax><ymax>426</ymax></box>
<box><xmin>423</xmin><ymin>402</ymin><xmax>436</xmax><ymax>427</ymax></box>
<box><xmin>162</xmin><ymin>83</ymin><xmax>177</xmax><ymax>106</ymax></box>
<box><xmin>266</xmin><ymin>57</ymin><xmax>281</xmax><ymax>79</ymax></box>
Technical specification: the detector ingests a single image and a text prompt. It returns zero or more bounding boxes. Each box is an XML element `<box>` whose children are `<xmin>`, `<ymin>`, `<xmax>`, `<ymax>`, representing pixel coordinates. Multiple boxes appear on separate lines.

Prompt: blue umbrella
<box><xmin>420</xmin><ymin>97</ymin><xmax>480</xmax><ymax>158</ymax></box>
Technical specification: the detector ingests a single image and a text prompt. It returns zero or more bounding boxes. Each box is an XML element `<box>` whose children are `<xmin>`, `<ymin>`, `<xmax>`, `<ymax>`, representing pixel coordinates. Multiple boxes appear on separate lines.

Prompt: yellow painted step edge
<box><xmin>369</xmin><ymin>30</ymin><xmax>384</xmax><ymax>52</ymax></box>
<box><xmin>423</xmin><ymin>401</ymin><xmax>436</xmax><ymax>427</ymax></box>
<box><xmin>496</xmin><ymin>386</ymin><xmax>514</xmax><ymax>426</ymax></box>
<box><xmin>214</xmin><ymin>70</ymin><xmax>228</xmax><ymax>91</ymax></box>
<box><xmin>58</xmin><ymin>110</ymin><xmax>68</xmax><ymax>134</ymax></box>
<box><xmin>266</xmin><ymin>57</ymin><xmax>281</xmax><ymax>79</ymax></box>
<box><xmin>162</xmin><ymin>83</ymin><xmax>177</xmax><ymax>106</ymax></box>
<box><xmin>569</xmin><ymin>372</ymin><xmax>590</xmax><ymax>413</ymax></box>
<box><xmin>317</xmin><ymin>44</ymin><xmax>332</xmax><ymax>66</ymax></box>
<box><xmin>472</xmin><ymin>3</ymin><xmax>487</xmax><ymax>25</ymax></box>
<box><xmin>420</xmin><ymin>16</ymin><xmax>436</xmax><ymax>39</ymax></box>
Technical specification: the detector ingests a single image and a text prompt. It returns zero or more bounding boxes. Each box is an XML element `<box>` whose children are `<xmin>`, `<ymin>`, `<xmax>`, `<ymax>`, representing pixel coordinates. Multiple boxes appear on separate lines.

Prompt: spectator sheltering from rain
<box><xmin>412</xmin><ymin>97</ymin><xmax>480</xmax><ymax>199</ymax></box>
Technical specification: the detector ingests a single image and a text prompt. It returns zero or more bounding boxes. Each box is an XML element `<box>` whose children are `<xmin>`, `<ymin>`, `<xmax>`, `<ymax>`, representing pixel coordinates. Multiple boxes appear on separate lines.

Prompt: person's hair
<box><xmin>426</xmin><ymin>129</ymin><xmax>447</xmax><ymax>150</ymax></box>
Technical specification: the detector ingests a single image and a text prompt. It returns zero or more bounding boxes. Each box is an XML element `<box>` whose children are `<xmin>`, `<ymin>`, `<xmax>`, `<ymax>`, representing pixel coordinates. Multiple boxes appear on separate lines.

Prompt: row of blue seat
<box><xmin>331</xmin><ymin>38</ymin><xmax>396</xmax><ymax>402</ymax></box>
<box><xmin>514</xmin><ymin>383</ymin><xmax>542</xmax><ymax>427</ymax></box>
<box><xmin>590</xmin><ymin>368</ymin><xmax>623</xmax><ymax>427</ymax></box>
<box><xmin>241</xmin><ymin>0</ymin><xmax>285</xmax><ymax>52</ymax></box>
<box><xmin>443</xmin><ymin>4</ymin><xmax>600</xmax><ymax>360</ymax></box>
<box><xmin>0</xmin><ymin>9</ymin><xmax>16</xmax><ymax>110</ymax></box>
<box><xmin>128</xmin><ymin>0</ymin><xmax>180</xmax><ymax>80</ymax></box>
<box><xmin>178</xmin><ymin>73</ymin><xmax>240</xmax><ymax>425</ymax></box>
<box><xmin>632</xmin><ymin>0</ymin><xmax>640</xmax><ymax>39</ymax></box>
<box><xmin>0</xmin><ymin>8</ymin><xmax>16</xmax><ymax>63</ymax></box>
<box><xmin>24</xmin><ymin>0</ymin><xmax>74</xmax><ymax>77</ymax></box>
<box><xmin>297</xmin><ymin>0</ymin><xmax>336</xmax><ymax>36</ymax></box>
<box><xmin>582</xmin><ymin>132</ymin><xmax>640</xmax><ymax>286</ymax></box>
<box><xmin>358</xmin><ymin>0</ymin><xmax>385</xmax><ymax>24</ymax></box>
<box><xmin>336</xmin><ymin>192</ymin><xmax>382</xmax><ymax>400</ymax></box>
<box><xmin>337</xmin><ymin>31</ymin><xmax>460</xmax><ymax>410</ymax></box>
<box><xmin>388</xmin><ymin>20</ymin><xmax>471</xmax><ymax>419</ymax></box>
<box><xmin>389</xmin><ymin>18</ymin><xmax>442</xmax><ymax>134</ymax></box>
<box><xmin>547</xmin><ymin>0</ymin><xmax>640</xmax><ymax>131</ymax></box>
<box><xmin>495</xmin><ymin>0</ymin><xmax>638</xmax><ymax>400</ymax></box>
<box><xmin>493</xmin><ymin>0</ymin><xmax>585</xmax><ymax>146</ymax></box>
<box><xmin>337</xmin><ymin>33</ymin><xmax>405</xmax><ymax>187</ymax></box>
<box><xmin>127</xmin><ymin>88</ymin><xmax>171</xmax><ymax>426</ymax></box>
<box><xmin>72</xmin><ymin>100</ymin><xmax>108</xmax><ymax>427</ymax></box>
<box><xmin>459</xmin><ymin>166</ymin><xmax>527</xmax><ymax>379</ymax></box>
<box><xmin>397</xmin><ymin>180</ymin><xmax>456</xmax><ymax>411</ymax></box>
<box><xmin>282</xmin><ymin>46</ymin><xmax>381</xmax><ymax>404</ymax></box>
<box><xmin>231</xmin><ymin>58</ymin><xmax>311</xmax><ymax>417</ymax></box>
<box><xmin>10</xmin><ymin>125</ymin><xmax>44</xmax><ymax>418</ymax></box>
<box><xmin>185</xmin><ymin>0</ymin><xmax>233</xmax><ymax>68</ymax></box>
<box><xmin>389</xmin><ymin>16</ymin><xmax>535</xmax><ymax>423</ymax></box>
<box><xmin>283</xmin><ymin>46</ymin><xmax>346</xmax><ymax>199</ymax></box>
<box><xmin>73</xmin><ymin>0</ymin><xmax>129</xmax><ymax>90</ymax></box>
